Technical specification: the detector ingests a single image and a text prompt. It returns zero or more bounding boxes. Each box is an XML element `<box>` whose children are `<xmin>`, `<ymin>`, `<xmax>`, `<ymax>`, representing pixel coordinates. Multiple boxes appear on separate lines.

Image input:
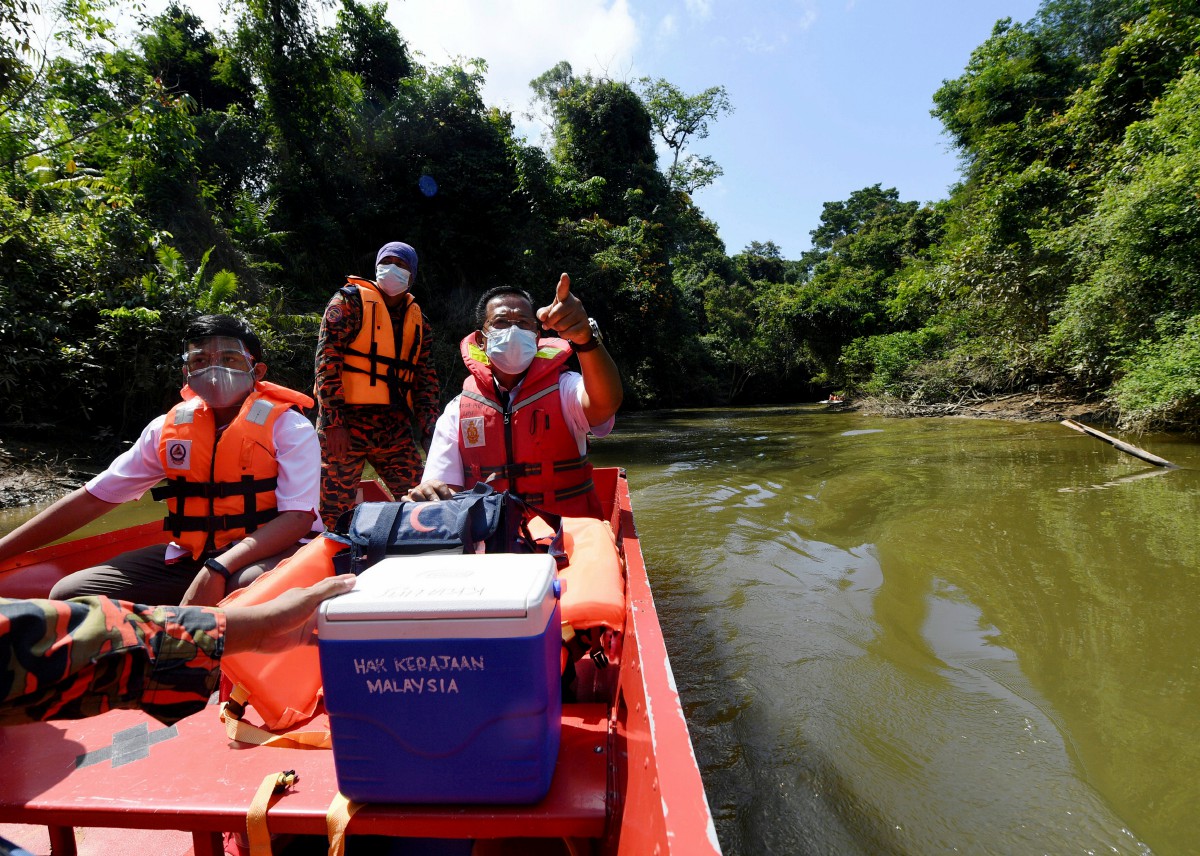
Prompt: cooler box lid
<box><xmin>320</xmin><ymin>553</ymin><xmax>557</xmax><ymax>623</ymax></box>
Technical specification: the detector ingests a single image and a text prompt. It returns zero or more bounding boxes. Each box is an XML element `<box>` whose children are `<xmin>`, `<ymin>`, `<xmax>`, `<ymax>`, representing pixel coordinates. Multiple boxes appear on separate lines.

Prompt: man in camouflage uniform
<box><xmin>314</xmin><ymin>242</ymin><xmax>440</xmax><ymax>529</ymax></box>
<box><xmin>0</xmin><ymin>575</ymin><xmax>354</xmax><ymax>727</ymax></box>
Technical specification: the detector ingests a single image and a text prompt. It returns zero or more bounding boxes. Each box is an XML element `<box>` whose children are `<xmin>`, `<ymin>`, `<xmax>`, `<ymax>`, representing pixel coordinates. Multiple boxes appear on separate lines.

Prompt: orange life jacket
<box><xmin>457</xmin><ymin>333</ymin><xmax>602</xmax><ymax>518</ymax></box>
<box><xmin>219</xmin><ymin>533</ymin><xmax>347</xmax><ymax>730</ymax></box>
<box><xmin>152</xmin><ymin>381</ymin><xmax>313</xmax><ymax>559</ymax></box>
<box><xmin>341</xmin><ymin>278</ymin><xmax>424</xmax><ymax>409</ymax></box>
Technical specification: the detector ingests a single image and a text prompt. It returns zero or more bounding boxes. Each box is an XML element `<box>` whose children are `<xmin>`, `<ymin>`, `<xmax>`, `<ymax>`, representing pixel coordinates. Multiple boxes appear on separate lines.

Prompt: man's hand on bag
<box><xmin>536</xmin><ymin>273</ymin><xmax>592</xmax><ymax>346</ymax></box>
<box><xmin>405</xmin><ymin>479</ymin><xmax>459</xmax><ymax>501</ymax></box>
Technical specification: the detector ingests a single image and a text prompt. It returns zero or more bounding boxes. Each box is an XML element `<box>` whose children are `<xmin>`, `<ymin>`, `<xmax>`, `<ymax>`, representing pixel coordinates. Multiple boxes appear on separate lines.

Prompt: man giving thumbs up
<box><xmin>406</xmin><ymin>274</ymin><xmax>622</xmax><ymax>518</ymax></box>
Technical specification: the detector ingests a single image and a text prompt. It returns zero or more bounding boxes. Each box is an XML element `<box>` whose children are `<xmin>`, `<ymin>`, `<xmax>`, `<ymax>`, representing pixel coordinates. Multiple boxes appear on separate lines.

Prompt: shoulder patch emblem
<box><xmin>165</xmin><ymin>439</ymin><xmax>192</xmax><ymax>470</ymax></box>
<box><xmin>461</xmin><ymin>416</ymin><xmax>486</xmax><ymax>448</ymax></box>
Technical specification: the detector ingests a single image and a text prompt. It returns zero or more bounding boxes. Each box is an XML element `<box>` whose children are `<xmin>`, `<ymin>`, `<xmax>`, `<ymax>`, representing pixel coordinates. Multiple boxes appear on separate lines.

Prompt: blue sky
<box><xmin>117</xmin><ymin>0</ymin><xmax>1047</xmax><ymax>259</ymax></box>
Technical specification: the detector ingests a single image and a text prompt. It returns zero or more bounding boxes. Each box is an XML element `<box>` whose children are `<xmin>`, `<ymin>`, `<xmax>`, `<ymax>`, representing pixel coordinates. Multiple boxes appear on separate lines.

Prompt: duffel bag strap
<box><xmin>458</xmin><ymin>482</ymin><xmax>499</xmax><ymax>553</ymax></box>
<box><xmin>506</xmin><ymin>493</ymin><xmax>567</xmax><ymax>564</ymax></box>
<box><xmin>365</xmin><ymin>503</ymin><xmax>403</xmax><ymax>567</ymax></box>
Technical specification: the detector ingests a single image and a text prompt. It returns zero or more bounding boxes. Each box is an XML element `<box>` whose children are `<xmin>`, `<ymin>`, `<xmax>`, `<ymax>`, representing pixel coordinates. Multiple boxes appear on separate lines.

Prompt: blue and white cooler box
<box><xmin>317</xmin><ymin>553</ymin><xmax>563</xmax><ymax>804</ymax></box>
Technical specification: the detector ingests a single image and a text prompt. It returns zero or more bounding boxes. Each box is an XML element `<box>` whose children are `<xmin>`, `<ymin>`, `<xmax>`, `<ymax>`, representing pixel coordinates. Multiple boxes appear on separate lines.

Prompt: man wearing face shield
<box><xmin>405</xmin><ymin>274</ymin><xmax>622</xmax><ymax>517</ymax></box>
<box><xmin>0</xmin><ymin>315</ymin><xmax>321</xmax><ymax>608</ymax></box>
<box><xmin>314</xmin><ymin>241</ymin><xmax>440</xmax><ymax>529</ymax></box>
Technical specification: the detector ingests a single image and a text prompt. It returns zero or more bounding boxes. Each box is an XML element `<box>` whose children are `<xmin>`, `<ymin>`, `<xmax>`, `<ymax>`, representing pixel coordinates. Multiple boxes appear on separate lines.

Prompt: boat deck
<box><xmin>0</xmin><ymin>702</ymin><xmax>609</xmax><ymax>854</ymax></box>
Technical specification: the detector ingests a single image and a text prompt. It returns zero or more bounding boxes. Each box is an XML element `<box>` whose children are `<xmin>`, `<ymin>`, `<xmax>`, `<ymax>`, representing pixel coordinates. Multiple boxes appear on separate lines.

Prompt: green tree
<box><xmin>637</xmin><ymin>77</ymin><xmax>732</xmax><ymax>193</ymax></box>
<box><xmin>733</xmin><ymin>240</ymin><xmax>786</xmax><ymax>283</ymax></box>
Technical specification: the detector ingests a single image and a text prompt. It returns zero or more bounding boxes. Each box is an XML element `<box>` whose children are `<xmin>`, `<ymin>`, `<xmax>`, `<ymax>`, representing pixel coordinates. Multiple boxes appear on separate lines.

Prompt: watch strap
<box><xmin>204</xmin><ymin>557</ymin><xmax>234</xmax><ymax>581</ymax></box>
<box><xmin>573</xmin><ymin>318</ymin><xmax>602</xmax><ymax>353</ymax></box>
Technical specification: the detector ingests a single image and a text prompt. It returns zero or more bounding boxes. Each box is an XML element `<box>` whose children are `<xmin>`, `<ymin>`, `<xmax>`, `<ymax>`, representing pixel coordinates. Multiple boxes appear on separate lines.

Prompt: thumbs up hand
<box><xmin>536</xmin><ymin>273</ymin><xmax>591</xmax><ymax>346</ymax></box>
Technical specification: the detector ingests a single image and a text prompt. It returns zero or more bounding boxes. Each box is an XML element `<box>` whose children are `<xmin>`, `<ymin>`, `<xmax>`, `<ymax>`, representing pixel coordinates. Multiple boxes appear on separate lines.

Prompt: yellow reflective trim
<box><xmin>467</xmin><ymin>341</ymin><xmax>490</xmax><ymax>364</ymax></box>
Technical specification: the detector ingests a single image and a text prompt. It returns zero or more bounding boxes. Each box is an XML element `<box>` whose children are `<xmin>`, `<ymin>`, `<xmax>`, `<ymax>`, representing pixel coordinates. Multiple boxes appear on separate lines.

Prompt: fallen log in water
<box><xmin>1060</xmin><ymin>418</ymin><xmax>1178</xmax><ymax>469</ymax></box>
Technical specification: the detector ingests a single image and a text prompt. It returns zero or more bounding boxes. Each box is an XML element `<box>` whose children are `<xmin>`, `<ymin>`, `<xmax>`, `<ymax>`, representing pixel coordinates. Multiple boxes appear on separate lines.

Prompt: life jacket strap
<box><xmin>160</xmin><ymin>507</ymin><xmax>279</xmax><ymax>538</ymax></box>
<box><xmin>151</xmin><ymin>475</ymin><xmax>279</xmax><ymax>501</ymax></box>
<box><xmin>219</xmin><ymin>685</ymin><xmax>333</xmax><ymax>750</ymax></box>
<box><xmin>553</xmin><ymin>454</ymin><xmax>590</xmax><ymax>473</ymax></box>
<box><xmin>246</xmin><ymin>769</ymin><xmax>298</xmax><ymax>856</ymax></box>
<box><xmin>464</xmin><ymin>461</ymin><xmax>541</xmax><ymax>481</ymax></box>
<box><xmin>326</xmin><ymin>791</ymin><xmax>365</xmax><ymax>856</ymax></box>
<box><xmin>155</xmin><ymin>475</ymin><xmax>279</xmax><ymax>537</ymax></box>
<box><xmin>341</xmin><ymin>356</ymin><xmax>419</xmax><ymax>411</ymax></box>
<box><xmin>553</xmin><ymin>478</ymin><xmax>596</xmax><ymax>502</ymax></box>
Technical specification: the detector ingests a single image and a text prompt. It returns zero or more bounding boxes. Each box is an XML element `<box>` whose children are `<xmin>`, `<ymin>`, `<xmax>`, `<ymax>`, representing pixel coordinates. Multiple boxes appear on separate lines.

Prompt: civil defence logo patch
<box><xmin>166</xmin><ymin>439</ymin><xmax>192</xmax><ymax>470</ymax></box>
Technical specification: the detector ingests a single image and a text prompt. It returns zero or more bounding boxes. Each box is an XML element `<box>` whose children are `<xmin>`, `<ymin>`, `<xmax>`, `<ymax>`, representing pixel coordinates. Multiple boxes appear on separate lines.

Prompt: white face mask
<box><xmin>187</xmin><ymin>366</ymin><xmax>256</xmax><ymax>409</ymax></box>
<box><xmin>486</xmin><ymin>326</ymin><xmax>538</xmax><ymax>375</ymax></box>
<box><xmin>375</xmin><ymin>264</ymin><xmax>411</xmax><ymax>296</ymax></box>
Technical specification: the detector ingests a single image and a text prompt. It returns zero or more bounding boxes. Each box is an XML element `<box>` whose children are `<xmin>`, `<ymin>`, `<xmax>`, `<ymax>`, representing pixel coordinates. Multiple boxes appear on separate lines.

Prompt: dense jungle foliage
<box><xmin>1</xmin><ymin>0</ymin><xmax>1198</xmax><ymax>440</ymax></box>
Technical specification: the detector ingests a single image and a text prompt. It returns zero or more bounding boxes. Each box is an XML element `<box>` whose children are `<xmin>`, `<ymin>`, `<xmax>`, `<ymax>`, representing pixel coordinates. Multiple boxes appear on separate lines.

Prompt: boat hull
<box><xmin>0</xmin><ymin>468</ymin><xmax>720</xmax><ymax>854</ymax></box>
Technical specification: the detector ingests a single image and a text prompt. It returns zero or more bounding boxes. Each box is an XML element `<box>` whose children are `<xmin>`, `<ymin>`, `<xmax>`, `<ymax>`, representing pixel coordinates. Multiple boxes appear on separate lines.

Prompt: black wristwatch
<box><xmin>573</xmin><ymin>318</ymin><xmax>603</xmax><ymax>353</ymax></box>
<box><xmin>203</xmin><ymin>557</ymin><xmax>234</xmax><ymax>581</ymax></box>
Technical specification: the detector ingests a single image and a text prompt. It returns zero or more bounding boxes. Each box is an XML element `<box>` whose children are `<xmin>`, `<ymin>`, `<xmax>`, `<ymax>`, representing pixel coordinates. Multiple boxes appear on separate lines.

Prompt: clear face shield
<box><xmin>182</xmin><ymin>336</ymin><xmax>257</xmax><ymax>408</ymax></box>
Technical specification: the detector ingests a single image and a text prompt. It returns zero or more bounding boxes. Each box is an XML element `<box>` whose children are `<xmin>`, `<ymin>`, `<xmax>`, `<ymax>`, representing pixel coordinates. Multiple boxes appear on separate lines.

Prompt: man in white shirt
<box><xmin>407</xmin><ymin>274</ymin><xmax>621</xmax><ymax>517</ymax></box>
<box><xmin>0</xmin><ymin>315</ymin><xmax>321</xmax><ymax>607</ymax></box>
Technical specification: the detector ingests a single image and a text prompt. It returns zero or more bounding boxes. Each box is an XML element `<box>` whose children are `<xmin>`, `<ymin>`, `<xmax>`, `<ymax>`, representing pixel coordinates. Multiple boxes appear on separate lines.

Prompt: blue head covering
<box><xmin>376</xmin><ymin>242</ymin><xmax>418</xmax><ymax>280</ymax></box>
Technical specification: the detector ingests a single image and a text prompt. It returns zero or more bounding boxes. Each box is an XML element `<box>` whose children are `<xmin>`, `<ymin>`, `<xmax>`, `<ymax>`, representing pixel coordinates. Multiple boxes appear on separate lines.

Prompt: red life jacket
<box><xmin>457</xmin><ymin>333</ymin><xmax>602</xmax><ymax>518</ymax></box>
<box><xmin>153</xmin><ymin>381</ymin><xmax>314</xmax><ymax>559</ymax></box>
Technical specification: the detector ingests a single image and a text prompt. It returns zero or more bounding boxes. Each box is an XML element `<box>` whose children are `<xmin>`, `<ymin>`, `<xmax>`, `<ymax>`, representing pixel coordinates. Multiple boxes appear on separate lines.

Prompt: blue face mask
<box><xmin>486</xmin><ymin>326</ymin><xmax>538</xmax><ymax>374</ymax></box>
<box><xmin>375</xmin><ymin>264</ymin><xmax>411</xmax><ymax>296</ymax></box>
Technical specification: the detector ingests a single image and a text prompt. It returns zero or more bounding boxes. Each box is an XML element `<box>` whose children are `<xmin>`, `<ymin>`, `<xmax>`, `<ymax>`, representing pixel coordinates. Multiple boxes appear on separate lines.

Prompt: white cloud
<box><xmin>656</xmin><ymin>12</ymin><xmax>679</xmax><ymax>41</ymax></box>
<box><xmin>739</xmin><ymin>30</ymin><xmax>790</xmax><ymax>53</ymax></box>
<box><xmin>735</xmin><ymin>1</ymin><xmax>817</xmax><ymax>53</ymax></box>
<box><xmin>684</xmin><ymin>0</ymin><xmax>713</xmax><ymax>20</ymax></box>
<box><xmin>59</xmin><ymin>0</ymin><xmax>640</xmax><ymax>144</ymax></box>
<box><xmin>795</xmin><ymin>4</ymin><xmax>819</xmax><ymax>31</ymax></box>
<box><xmin>386</xmin><ymin>0</ymin><xmax>640</xmax><ymax>120</ymax></box>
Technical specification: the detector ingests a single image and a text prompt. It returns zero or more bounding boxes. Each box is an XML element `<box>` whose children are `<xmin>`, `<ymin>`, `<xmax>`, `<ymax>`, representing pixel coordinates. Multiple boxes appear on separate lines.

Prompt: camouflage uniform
<box><xmin>315</xmin><ymin>286</ymin><xmax>440</xmax><ymax>530</ymax></box>
<box><xmin>0</xmin><ymin>596</ymin><xmax>224</xmax><ymax>726</ymax></box>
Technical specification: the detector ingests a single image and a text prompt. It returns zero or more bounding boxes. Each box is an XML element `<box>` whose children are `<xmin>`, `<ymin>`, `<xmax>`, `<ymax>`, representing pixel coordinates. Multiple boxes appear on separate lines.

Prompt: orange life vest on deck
<box><xmin>341</xmin><ymin>278</ymin><xmax>424</xmax><ymax>409</ymax></box>
<box><xmin>457</xmin><ymin>333</ymin><xmax>602</xmax><ymax>518</ymax></box>
<box><xmin>152</xmin><ymin>381</ymin><xmax>313</xmax><ymax>559</ymax></box>
<box><xmin>219</xmin><ymin>516</ymin><xmax>625</xmax><ymax>732</ymax></box>
<box><xmin>218</xmin><ymin>534</ymin><xmax>347</xmax><ymax>730</ymax></box>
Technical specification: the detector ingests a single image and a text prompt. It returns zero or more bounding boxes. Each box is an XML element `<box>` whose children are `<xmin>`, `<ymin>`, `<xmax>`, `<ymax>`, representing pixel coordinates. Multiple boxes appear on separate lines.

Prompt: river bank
<box><xmin>0</xmin><ymin>387</ymin><xmax>1118</xmax><ymax>510</ymax></box>
<box><xmin>849</xmin><ymin>385</ymin><xmax>1111</xmax><ymax>424</ymax></box>
<box><xmin>0</xmin><ymin>436</ymin><xmax>114</xmax><ymax>510</ymax></box>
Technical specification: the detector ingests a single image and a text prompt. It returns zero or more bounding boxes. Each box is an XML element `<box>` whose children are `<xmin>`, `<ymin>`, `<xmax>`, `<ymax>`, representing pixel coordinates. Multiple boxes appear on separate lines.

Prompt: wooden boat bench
<box><xmin>0</xmin><ymin>703</ymin><xmax>610</xmax><ymax>855</ymax></box>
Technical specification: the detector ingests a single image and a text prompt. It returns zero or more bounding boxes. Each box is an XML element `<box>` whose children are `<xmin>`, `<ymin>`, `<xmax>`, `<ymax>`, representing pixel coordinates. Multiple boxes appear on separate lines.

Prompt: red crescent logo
<box><xmin>408</xmin><ymin>504</ymin><xmax>437</xmax><ymax>533</ymax></box>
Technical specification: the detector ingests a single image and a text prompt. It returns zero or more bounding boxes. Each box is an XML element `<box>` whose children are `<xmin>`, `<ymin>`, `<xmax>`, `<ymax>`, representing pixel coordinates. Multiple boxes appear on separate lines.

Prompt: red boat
<box><xmin>0</xmin><ymin>468</ymin><xmax>720</xmax><ymax>856</ymax></box>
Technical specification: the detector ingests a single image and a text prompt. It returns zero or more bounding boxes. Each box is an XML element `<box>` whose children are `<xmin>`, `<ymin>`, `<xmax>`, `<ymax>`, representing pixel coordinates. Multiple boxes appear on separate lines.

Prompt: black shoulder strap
<box><xmin>366</xmin><ymin>503</ymin><xmax>403</xmax><ymax>568</ymax></box>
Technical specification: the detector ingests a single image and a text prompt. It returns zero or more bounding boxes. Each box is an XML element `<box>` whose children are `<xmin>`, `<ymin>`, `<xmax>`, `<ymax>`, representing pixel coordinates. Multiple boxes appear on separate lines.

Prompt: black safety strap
<box><xmin>365</xmin><ymin>503</ymin><xmax>403</xmax><ymax>568</ymax></box>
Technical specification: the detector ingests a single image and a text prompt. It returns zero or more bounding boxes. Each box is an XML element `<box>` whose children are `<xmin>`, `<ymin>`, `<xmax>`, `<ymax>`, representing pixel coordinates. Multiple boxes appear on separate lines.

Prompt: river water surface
<box><xmin>589</xmin><ymin>407</ymin><xmax>1200</xmax><ymax>856</ymax></box>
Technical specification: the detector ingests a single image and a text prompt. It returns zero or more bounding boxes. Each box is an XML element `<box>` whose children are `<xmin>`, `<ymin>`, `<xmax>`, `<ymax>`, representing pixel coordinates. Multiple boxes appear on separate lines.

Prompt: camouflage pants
<box><xmin>319</xmin><ymin>406</ymin><xmax>424</xmax><ymax>530</ymax></box>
